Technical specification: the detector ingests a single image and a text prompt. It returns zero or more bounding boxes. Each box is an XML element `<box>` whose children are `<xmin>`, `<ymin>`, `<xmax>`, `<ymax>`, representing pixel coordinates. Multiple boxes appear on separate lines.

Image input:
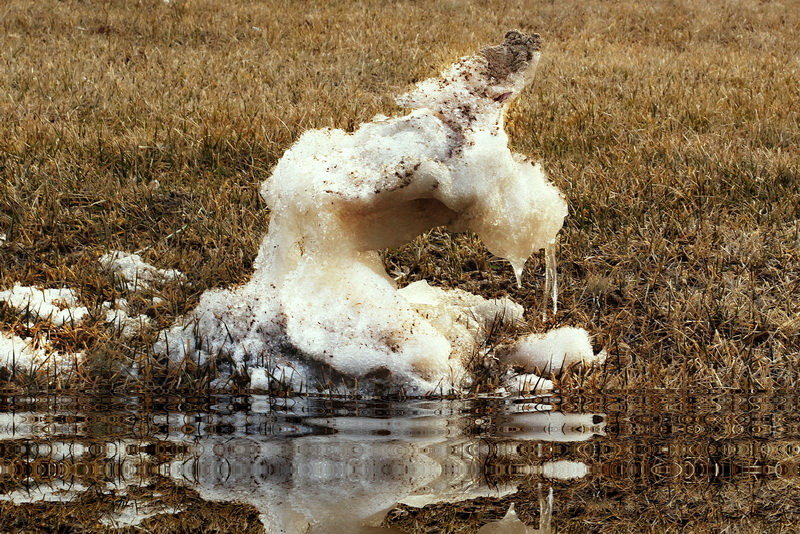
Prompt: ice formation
<box><xmin>99</xmin><ymin>250</ymin><xmax>184</xmax><ymax>291</ymax></box>
<box><xmin>156</xmin><ymin>31</ymin><xmax>603</xmax><ymax>394</ymax></box>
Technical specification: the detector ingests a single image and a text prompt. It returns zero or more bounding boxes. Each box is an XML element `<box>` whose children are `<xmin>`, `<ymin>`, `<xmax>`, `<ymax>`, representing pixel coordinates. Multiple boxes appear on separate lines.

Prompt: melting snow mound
<box><xmin>155</xmin><ymin>31</ymin><xmax>603</xmax><ymax>395</ymax></box>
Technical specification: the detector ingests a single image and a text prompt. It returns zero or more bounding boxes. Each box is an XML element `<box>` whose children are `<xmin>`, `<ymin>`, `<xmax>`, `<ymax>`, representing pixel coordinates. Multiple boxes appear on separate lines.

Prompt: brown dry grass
<box><xmin>0</xmin><ymin>477</ymin><xmax>265</xmax><ymax>533</ymax></box>
<box><xmin>0</xmin><ymin>0</ymin><xmax>798</xmax><ymax>392</ymax></box>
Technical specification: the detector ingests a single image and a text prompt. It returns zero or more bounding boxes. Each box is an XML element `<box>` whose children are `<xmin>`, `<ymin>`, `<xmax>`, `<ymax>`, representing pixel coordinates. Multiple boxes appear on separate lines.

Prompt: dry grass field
<box><xmin>0</xmin><ymin>0</ymin><xmax>798</xmax><ymax>393</ymax></box>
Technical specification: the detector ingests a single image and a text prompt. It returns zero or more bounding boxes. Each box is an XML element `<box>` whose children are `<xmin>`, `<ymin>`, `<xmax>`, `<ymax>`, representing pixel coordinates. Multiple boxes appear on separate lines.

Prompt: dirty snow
<box><xmin>153</xmin><ymin>31</ymin><xmax>604</xmax><ymax>394</ymax></box>
<box><xmin>0</xmin><ymin>33</ymin><xmax>603</xmax><ymax>393</ymax></box>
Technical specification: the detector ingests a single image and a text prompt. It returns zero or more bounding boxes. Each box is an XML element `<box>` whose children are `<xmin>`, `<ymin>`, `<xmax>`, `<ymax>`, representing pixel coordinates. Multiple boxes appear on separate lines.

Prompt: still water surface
<box><xmin>1</xmin><ymin>393</ymin><xmax>798</xmax><ymax>533</ymax></box>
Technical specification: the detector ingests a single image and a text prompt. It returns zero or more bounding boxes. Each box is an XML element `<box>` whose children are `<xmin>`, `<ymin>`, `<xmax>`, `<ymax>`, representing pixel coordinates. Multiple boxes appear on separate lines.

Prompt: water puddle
<box><xmin>1</xmin><ymin>393</ymin><xmax>799</xmax><ymax>532</ymax></box>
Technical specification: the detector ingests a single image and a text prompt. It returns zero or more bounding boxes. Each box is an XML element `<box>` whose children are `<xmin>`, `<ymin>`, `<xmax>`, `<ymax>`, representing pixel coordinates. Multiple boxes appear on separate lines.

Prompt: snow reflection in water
<box><xmin>4</xmin><ymin>394</ymin><xmax>800</xmax><ymax>532</ymax></box>
<box><xmin>0</xmin><ymin>396</ymin><xmax>601</xmax><ymax>532</ymax></box>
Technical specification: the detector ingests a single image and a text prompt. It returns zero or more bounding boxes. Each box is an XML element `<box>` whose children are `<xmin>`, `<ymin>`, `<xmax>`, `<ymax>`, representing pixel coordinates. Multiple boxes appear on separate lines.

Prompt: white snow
<box><xmin>248</xmin><ymin>363</ymin><xmax>305</xmax><ymax>392</ymax></box>
<box><xmin>506</xmin><ymin>372</ymin><xmax>555</xmax><ymax>394</ymax></box>
<box><xmin>0</xmin><ymin>330</ymin><xmax>45</xmax><ymax>370</ymax></box>
<box><xmin>102</xmin><ymin>299</ymin><xmax>152</xmax><ymax>338</ymax></box>
<box><xmin>0</xmin><ymin>284</ymin><xmax>89</xmax><ymax>326</ymax></box>
<box><xmin>541</xmin><ymin>460</ymin><xmax>589</xmax><ymax>480</ymax></box>
<box><xmin>99</xmin><ymin>250</ymin><xmax>184</xmax><ymax>291</ymax></box>
<box><xmin>0</xmin><ymin>281</ymin><xmax>151</xmax><ymax>373</ymax></box>
<box><xmin>153</xmin><ymin>32</ymin><xmax>588</xmax><ymax>394</ymax></box>
<box><xmin>505</xmin><ymin>327</ymin><xmax>605</xmax><ymax>375</ymax></box>
<box><xmin>398</xmin><ymin>280</ymin><xmax>524</xmax><ymax>363</ymax></box>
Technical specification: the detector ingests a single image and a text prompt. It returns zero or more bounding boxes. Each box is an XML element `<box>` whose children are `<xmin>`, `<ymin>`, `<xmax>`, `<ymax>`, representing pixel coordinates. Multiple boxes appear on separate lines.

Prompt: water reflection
<box><xmin>1</xmin><ymin>394</ymin><xmax>800</xmax><ymax>532</ymax></box>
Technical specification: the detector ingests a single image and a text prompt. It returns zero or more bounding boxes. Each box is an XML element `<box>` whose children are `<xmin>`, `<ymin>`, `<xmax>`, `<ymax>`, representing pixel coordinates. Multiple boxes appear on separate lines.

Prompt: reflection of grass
<box><xmin>0</xmin><ymin>0</ymin><xmax>798</xmax><ymax>393</ymax></box>
<box><xmin>0</xmin><ymin>477</ymin><xmax>264</xmax><ymax>534</ymax></box>
<box><xmin>2</xmin><ymin>394</ymin><xmax>800</xmax><ymax>531</ymax></box>
<box><xmin>387</xmin><ymin>394</ymin><xmax>800</xmax><ymax>532</ymax></box>
<box><xmin>386</xmin><ymin>475</ymin><xmax>800</xmax><ymax>533</ymax></box>
<box><xmin>387</xmin><ymin>496</ymin><xmax>529</xmax><ymax>533</ymax></box>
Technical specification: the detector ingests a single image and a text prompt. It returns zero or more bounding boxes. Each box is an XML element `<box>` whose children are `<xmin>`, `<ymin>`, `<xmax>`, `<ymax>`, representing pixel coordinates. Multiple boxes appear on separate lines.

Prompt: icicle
<box><xmin>544</xmin><ymin>242</ymin><xmax>558</xmax><ymax>316</ymax></box>
<box><xmin>511</xmin><ymin>259</ymin><xmax>524</xmax><ymax>289</ymax></box>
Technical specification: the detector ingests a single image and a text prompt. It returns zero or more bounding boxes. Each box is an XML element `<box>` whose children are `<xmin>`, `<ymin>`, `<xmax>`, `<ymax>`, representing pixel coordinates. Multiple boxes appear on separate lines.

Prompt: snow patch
<box><xmin>248</xmin><ymin>363</ymin><xmax>306</xmax><ymax>392</ymax></box>
<box><xmin>0</xmin><ymin>330</ymin><xmax>45</xmax><ymax>369</ymax></box>
<box><xmin>99</xmin><ymin>250</ymin><xmax>184</xmax><ymax>291</ymax></box>
<box><xmin>0</xmin><ymin>277</ymin><xmax>153</xmax><ymax>373</ymax></box>
<box><xmin>0</xmin><ymin>285</ymin><xmax>89</xmax><ymax>326</ymax></box>
<box><xmin>102</xmin><ymin>299</ymin><xmax>152</xmax><ymax>338</ymax></box>
<box><xmin>505</xmin><ymin>327</ymin><xmax>605</xmax><ymax>375</ymax></box>
<box><xmin>0</xmin><ymin>329</ymin><xmax>82</xmax><ymax>373</ymax></box>
<box><xmin>505</xmin><ymin>372</ymin><xmax>555</xmax><ymax>394</ymax></box>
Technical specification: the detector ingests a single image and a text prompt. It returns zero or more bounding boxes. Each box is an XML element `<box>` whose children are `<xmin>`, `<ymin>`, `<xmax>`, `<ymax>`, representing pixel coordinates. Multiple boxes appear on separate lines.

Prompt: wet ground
<box><xmin>2</xmin><ymin>393</ymin><xmax>799</xmax><ymax>533</ymax></box>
